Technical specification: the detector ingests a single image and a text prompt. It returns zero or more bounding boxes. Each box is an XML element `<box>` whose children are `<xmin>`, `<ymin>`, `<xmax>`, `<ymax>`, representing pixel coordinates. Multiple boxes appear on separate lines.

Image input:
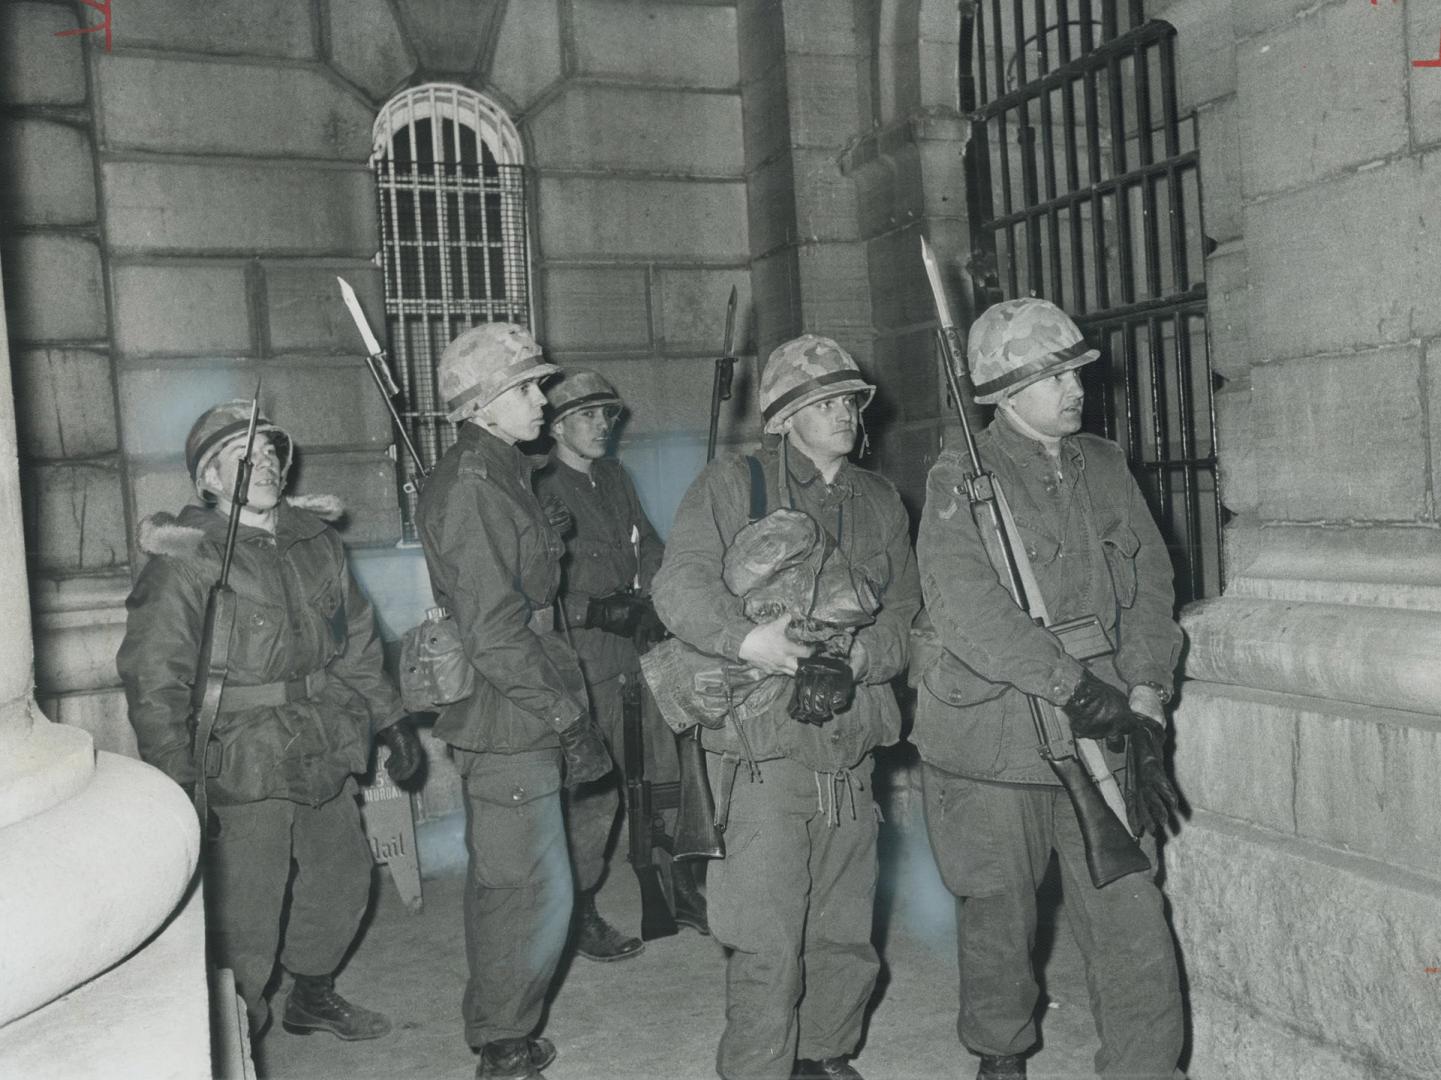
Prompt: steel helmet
<box><xmin>759</xmin><ymin>334</ymin><xmax>875</xmax><ymax>435</ymax></box>
<box><xmin>185</xmin><ymin>400</ymin><xmax>292</xmax><ymax>493</ymax></box>
<box><xmin>545</xmin><ymin>369</ymin><xmax>623</xmax><ymax>423</ymax></box>
<box><xmin>967</xmin><ymin>298</ymin><xmax>1100</xmax><ymax>405</ymax></box>
<box><xmin>438</xmin><ymin>322</ymin><xmax>561</xmax><ymax>421</ymax></box>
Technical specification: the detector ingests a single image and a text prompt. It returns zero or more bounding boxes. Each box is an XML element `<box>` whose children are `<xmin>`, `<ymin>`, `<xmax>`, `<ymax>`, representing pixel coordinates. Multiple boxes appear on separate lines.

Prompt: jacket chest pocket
<box><xmin>1100</xmin><ymin>522</ymin><xmax>1140</xmax><ymax>608</ymax></box>
<box><xmin>307</xmin><ymin>576</ymin><xmax>346</xmax><ymax>654</ymax></box>
<box><xmin>1011</xmin><ymin>513</ymin><xmax>1061</xmax><ymax>567</ymax></box>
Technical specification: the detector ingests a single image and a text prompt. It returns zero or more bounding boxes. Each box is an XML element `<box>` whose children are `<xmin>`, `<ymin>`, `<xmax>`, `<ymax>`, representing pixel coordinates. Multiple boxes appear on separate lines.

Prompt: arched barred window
<box><xmin>372</xmin><ymin>84</ymin><xmax>531</xmax><ymax>536</ymax></box>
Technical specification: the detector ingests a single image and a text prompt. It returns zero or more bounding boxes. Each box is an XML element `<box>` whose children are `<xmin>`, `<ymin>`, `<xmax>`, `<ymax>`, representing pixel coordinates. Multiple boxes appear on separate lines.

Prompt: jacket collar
<box><xmin>175</xmin><ymin>498</ymin><xmax>328</xmax><ymax>551</ymax></box>
<box><xmin>990</xmin><ymin>411</ymin><xmax>1085</xmax><ymax>472</ymax></box>
<box><xmin>780</xmin><ymin>441</ymin><xmax>858</xmax><ymax>502</ymax></box>
<box><xmin>458</xmin><ymin>421</ymin><xmax>544</xmax><ymax>478</ymax></box>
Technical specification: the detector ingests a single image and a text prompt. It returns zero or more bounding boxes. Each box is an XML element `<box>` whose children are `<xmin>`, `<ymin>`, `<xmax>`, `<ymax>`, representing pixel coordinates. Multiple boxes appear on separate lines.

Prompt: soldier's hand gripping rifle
<box><xmin>189</xmin><ymin>384</ymin><xmax>263</xmax><ymax>832</ymax></box>
<box><xmin>919</xmin><ymin>238</ymin><xmax>1149</xmax><ymax>888</ymax></box>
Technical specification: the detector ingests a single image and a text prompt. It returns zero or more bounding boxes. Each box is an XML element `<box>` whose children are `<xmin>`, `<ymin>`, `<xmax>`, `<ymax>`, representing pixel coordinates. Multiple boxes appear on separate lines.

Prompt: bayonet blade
<box><xmin>721</xmin><ymin>284</ymin><xmax>738</xmax><ymax>358</ymax></box>
<box><xmin>337</xmin><ymin>277</ymin><xmax>401</xmax><ymax>396</ymax></box>
<box><xmin>919</xmin><ymin>236</ymin><xmax>958</xmax><ymax>332</ymax></box>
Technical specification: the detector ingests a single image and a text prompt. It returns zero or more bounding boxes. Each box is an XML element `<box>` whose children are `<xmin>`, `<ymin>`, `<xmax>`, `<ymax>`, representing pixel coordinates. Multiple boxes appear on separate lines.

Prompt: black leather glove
<box><xmin>1063</xmin><ymin>669</ymin><xmax>1150</xmax><ymax>744</ymax></box>
<box><xmin>378</xmin><ymin>715</ymin><xmax>426</xmax><ymax>787</ymax></box>
<box><xmin>788</xmin><ymin>656</ymin><xmax>855</xmax><ymax>726</ymax></box>
<box><xmin>1125</xmin><ymin>720</ymin><xmax>1179</xmax><ymax>836</ymax></box>
<box><xmin>584</xmin><ymin>591</ymin><xmax>650</xmax><ymax>637</ymax></box>
<box><xmin>558</xmin><ymin>714</ymin><xmax>612</xmax><ymax>787</ymax></box>
<box><xmin>632</xmin><ymin>601</ymin><xmax>669</xmax><ymax>655</ymax></box>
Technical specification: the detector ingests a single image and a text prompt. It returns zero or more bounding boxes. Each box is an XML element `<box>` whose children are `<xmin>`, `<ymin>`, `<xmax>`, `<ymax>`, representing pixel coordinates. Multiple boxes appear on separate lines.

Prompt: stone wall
<box><xmin>0</xmin><ymin>0</ymin><xmax>756</xmax><ymax>765</ymax></box>
<box><xmin>1153</xmin><ymin>0</ymin><xmax>1441</xmax><ymax>1075</ymax></box>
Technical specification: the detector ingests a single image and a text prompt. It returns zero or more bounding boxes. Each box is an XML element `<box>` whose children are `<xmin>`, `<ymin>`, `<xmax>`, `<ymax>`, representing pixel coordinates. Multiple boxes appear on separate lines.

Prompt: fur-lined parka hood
<box><xmin>138</xmin><ymin>495</ymin><xmax>344</xmax><ymax>558</ymax></box>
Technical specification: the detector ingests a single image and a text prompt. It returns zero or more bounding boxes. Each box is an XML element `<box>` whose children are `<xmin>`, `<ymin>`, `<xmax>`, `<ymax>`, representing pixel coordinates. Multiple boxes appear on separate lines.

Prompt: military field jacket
<box><xmin>117</xmin><ymin>497</ymin><xmax>402</xmax><ymax>806</ymax></box>
<box><xmin>653</xmin><ymin>446</ymin><xmax>921</xmax><ymax>772</ymax></box>
<box><xmin>913</xmin><ymin>413</ymin><xmax>1182</xmax><ymax>783</ymax></box>
<box><xmin>415</xmin><ymin>423</ymin><xmax>588</xmax><ymax>754</ymax></box>
<box><xmin>535</xmin><ymin>455</ymin><xmax>664</xmax><ymax>685</ymax></box>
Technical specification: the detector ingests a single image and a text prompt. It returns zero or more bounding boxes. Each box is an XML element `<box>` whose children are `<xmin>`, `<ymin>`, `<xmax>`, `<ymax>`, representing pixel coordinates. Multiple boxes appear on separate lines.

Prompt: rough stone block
<box><xmin>748</xmin><ymin>155</ymin><xmax>798</xmax><ymax>258</ymax></box>
<box><xmin>112</xmin><ymin>263</ymin><xmax>251</xmax><ymax>357</ymax></box>
<box><xmin>541</xmin><ymin>266</ymin><xmax>651</xmax><ymax>353</ymax></box>
<box><xmin>2</xmin><ymin>233</ymin><xmax>106</xmax><ymax>343</ymax></box>
<box><xmin>99</xmin><ymin>55</ymin><xmax>373</xmax><ymax>161</ymax></box>
<box><xmin>792</xmin><ymin>147</ymin><xmax>861</xmax><ymax>243</ymax></box>
<box><xmin>572</xmin><ymin>0</ymin><xmax>738</xmax><ymax>89</ymax></box>
<box><xmin>743</xmin><ymin>62</ymin><xmax>791</xmax><ymax>168</ymax></box>
<box><xmin>737</xmin><ymin>0</ymin><xmax>786</xmax><ymax>87</ymax></box>
<box><xmin>750</xmin><ymin>250</ymin><xmax>802</xmax><ymax>359</ymax></box>
<box><xmin>870</xmin><ymin>327</ymin><xmax>941</xmax><ymax>426</ymax></box>
<box><xmin>114</xmin><ymin>0</ymin><xmax>316</xmax><ymax>59</ymax></box>
<box><xmin>21</xmin><ymin>462</ymin><xmax>127</xmax><ymax>572</ymax></box>
<box><xmin>1211</xmin><ymin>384</ymin><xmax>1257</xmax><ymax>516</ymax></box>
<box><xmin>43</xmin><ymin>690</ymin><xmax>137</xmax><ymax>760</ymax></box>
<box><xmin>1162</xmin><ymin>0</ymin><xmax>1237</xmax><ymax>108</ymax></box>
<box><xmin>0</xmin><ymin>119</ymin><xmax>95</xmax><ymax>227</ymax></box>
<box><xmin>537</xmin><ymin>176</ymin><xmax>748</xmax><ymax>261</ymax></box>
<box><xmin>103</xmin><ymin>160</ymin><xmax>377</xmax><ymax>257</ymax></box>
<box><xmin>867</xmin><ymin>224</ymin><xmax>934</xmax><ymax>332</ymax></box>
<box><xmin>328</xmin><ymin>0</ymin><xmax>414</xmax><ymax>103</ymax></box>
<box><xmin>1410</xmin><ymin>3</ymin><xmax>1441</xmax><ymax>147</ymax></box>
<box><xmin>797</xmin><ymin>242</ymin><xmax>873</xmax><ymax>341</ymax></box>
<box><xmin>33</xmin><ymin>594</ymin><xmax>130</xmax><ymax>696</ymax></box>
<box><xmin>867</xmin><ymin>420</ymin><xmax>935</xmax><ymax>519</ymax></box>
<box><xmin>290</xmin><ymin>451</ymin><xmax>404</xmax><ymax>545</ymax></box>
<box><xmin>1170</xmin><ymin>681</ymin><xmax>1297</xmax><ymax>833</ymax></box>
<box><xmin>393</xmin><ymin>0</ymin><xmax>499</xmax><ymax>75</ymax></box>
<box><xmin>1246</xmin><ymin>153</ymin><xmax>1441</xmax><ymax>359</ymax></box>
<box><xmin>490</xmin><ymin>0</ymin><xmax>561</xmax><ymax>111</ymax></box>
<box><xmin>12</xmin><ymin>349</ymin><xmax>118</xmax><ymax>460</ymax></box>
<box><xmin>1203</xmin><ymin>239</ymin><xmax>1250</xmax><ymax>379</ymax></box>
<box><xmin>1252</xmin><ymin>348</ymin><xmax>1425</xmax><ymax>522</ymax></box>
<box><xmin>786</xmin><ymin>54</ymin><xmax>863</xmax><ymax>148</ymax></box>
<box><xmin>1294</xmin><ymin>704</ymin><xmax>1441</xmax><ymax>875</ymax></box>
<box><xmin>654</xmin><ymin>268</ymin><xmax>754</xmax><ymax>355</ymax></box>
<box><xmin>1167</xmin><ymin>814</ymin><xmax>1441</xmax><ymax>1078</ymax></box>
<box><xmin>581</xmin><ymin>356</ymin><xmax>753</xmax><ymax>440</ymax></box>
<box><xmin>1230</xmin><ymin>0</ymin><xmax>1325</xmax><ymax>41</ymax></box>
<box><xmin>264</xmin><ymin>263</ymin><xmax>383</xmax><ymax>354</ymax></box>
<box><xmin>532</xmin><ymin>87</ymin><xmax>742</xmax><ymax>176</ymax></box>
<box><xmin>779</xmin><ymin>0</ymin><xmax>859</xmax><ymax>56</ymax></box>
<box><xmin>1196</xmin><ymin>95</ymin><xmax>1242</xmax><ymax>242</ymax></box>
<box><xmin>0</xmin><ymin>3</ymin><xmax>87</xmax><ymax>105</ymax></box>
<box><xmin>1237</xmin><ymin>2</ymin><xmax>1407</xmax><ymax>199</ymax></box>
<box><xmin>129</xmin><ymin>465</ymin><xmax>200</xmax><ymax>543</ymax></box>
<box><xmin>119</xmin><ymin>364</ymin><xmax>391</xmax><ymax>461</ymax></box>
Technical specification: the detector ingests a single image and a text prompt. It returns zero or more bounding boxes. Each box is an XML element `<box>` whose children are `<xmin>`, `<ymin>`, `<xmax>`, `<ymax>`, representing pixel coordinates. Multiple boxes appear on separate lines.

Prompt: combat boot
<box><xmin>575</xmin><ymin>891</ymin><xmax>644</xmax><ymax>961</ymax></box>
<box><xmin>977</xmin><ymin>1054</ymin><xmax>1027</xmax><ymax>1079</ymax></box>
<box><xmin>281</xmin><ymin>974</ymin><xmax>391</xmax><ymax>1041</ymax></box>
<box><xmin>794</xmin><ymin>1055</ymin><xmax>865</xmax><ymax>1079</ymax></box>
<box><xmin>476</xmin><ymin>1036</ymin><xmax>556</xmax><ymax>1079</ymax></box>
<box><xmin>671</xmin><ymin>862</ymin><xmax>710</xmax><ymax>936</ymax></box>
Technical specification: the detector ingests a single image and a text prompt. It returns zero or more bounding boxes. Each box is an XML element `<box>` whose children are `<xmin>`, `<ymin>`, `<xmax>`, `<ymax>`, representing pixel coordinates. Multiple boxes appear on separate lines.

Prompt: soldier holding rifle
<box><xmin>536</xmin><ymin>369</ymin><xmax>708</xmax><ymax>960</ymax></box>
<box><xmin>913</xmin><ymin>291</ymin><xmax>1184</xmax><ymax>1079</ymax></box>
<box><xmin>652</xmin><ymin>335</ymin><xmax>920</xmax><ymax>1080</ymax></box>
<box><xmin>117</xmin><ymin>399</ymin><xmax>425</xmax><ymax>1041</ymax></box>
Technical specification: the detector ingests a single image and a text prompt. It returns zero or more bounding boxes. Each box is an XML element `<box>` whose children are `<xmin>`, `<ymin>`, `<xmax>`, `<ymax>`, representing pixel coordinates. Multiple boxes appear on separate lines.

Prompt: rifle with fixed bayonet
<box><xmin>189</xmin><ymin>384</ymin><xmax>263</xmax><ymax>831</ymax></box>
<box><xmin>919</xmin><ymin>237</ymin><xmax>1150</xmax><ymax>888</ymax></box>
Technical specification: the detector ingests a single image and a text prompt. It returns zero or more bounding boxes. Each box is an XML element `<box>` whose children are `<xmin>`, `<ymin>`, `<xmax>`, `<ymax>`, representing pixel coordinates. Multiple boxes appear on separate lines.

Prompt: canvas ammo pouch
<box><xmin>399</xmin><ymin>606</ymin><xmax>475</xmax><ymax>712</ymax></box>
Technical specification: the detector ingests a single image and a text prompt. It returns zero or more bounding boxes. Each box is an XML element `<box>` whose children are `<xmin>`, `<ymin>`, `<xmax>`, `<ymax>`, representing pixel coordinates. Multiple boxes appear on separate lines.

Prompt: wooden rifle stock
<box><xmin>919</xmin><ymin>237</ymin><xmax>1147</xmax><ymax>888</ymax></box>
<box><xmin>624</xmin><ymin>678</ymin><xmax>678</xmax><ymax>940</ymax></box>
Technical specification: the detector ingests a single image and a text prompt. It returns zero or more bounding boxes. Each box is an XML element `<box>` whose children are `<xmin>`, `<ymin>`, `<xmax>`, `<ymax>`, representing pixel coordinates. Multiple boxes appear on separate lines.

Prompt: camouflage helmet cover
<box><xmin>545</xmin><ymin>368</ymin><xmax>623</xmax><ymax>423</ymax></box>
<box><xmin>759</xmin><ymin>334</ymin><xmax>875</xmax><ymax>435</ymax></box>
<box><xmin>184</xmin><ymin>400</ymin><xmax>293</xmax><ymax>491</ymax></box>
<box><xmin>967</xmin><ymin>298</ymin><xmax>1100</xmax><ymax>405</ymax></box>
<box><xmin>439</xmin><ymin>322</ymin><xmax>561</xmax><ymax>421</ymax></box>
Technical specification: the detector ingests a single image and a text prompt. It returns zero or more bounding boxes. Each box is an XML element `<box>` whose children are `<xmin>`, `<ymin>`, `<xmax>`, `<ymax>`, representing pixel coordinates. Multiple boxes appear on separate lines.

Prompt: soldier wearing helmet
<box><xmin>535</xmin><ymin>370</ymin><xmax>710</xmax><ymax>962</ymax></box>
<box><xmin>914</xmin><ymin>297</ymin><xmax>1185</xmax><ymax>1079</ymax></box>
<box><xmin>652</xmin><ymin>334</ymin><xmax>921</xmax><ymax>1080</ymax></box>
<box><xmin>415</xmin><ymin>323</ymin><xmax>611</xmax><ymax>1080</ymax></box>
<box><xmin>117</xmin><ymin>399</ymin><xmax>425</xmax><ymax>1042</ymax></box>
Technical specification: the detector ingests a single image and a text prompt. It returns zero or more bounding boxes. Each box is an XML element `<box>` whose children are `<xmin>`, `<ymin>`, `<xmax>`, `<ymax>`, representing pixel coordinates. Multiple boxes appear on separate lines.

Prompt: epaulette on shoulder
<box><xmin>286</xmin><ymin>493</ymin><xmax>345</xmax><ymax>523</ymax></box>
<box><xmin>458</xmin><ymin>453</ymin><xmax>490</xmax><ymax>480</ymax></box>
<box><xmin>138</xmin><ymin>512</ymin><xmax>207</xmax><ymax>559</ymax></box>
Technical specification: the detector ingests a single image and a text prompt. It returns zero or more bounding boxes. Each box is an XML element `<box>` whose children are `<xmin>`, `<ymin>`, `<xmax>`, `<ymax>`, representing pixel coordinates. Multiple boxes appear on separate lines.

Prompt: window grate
<box><xmin>960</xmin><ymin>0</ymin><xmax>1222</xmax><ymax>603</ymax></box>
<box><xmin>372</xmin><ymin>84</ymin><xmax>531</xmax><ymax>539</ymax></box>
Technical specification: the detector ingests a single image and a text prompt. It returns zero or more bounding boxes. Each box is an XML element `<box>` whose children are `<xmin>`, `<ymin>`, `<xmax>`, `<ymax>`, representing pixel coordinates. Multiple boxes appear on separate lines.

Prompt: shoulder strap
<box><xmin>745</xmin><ymin>455</ymin><xmax>767</xmax><ymax>521</ymax></box>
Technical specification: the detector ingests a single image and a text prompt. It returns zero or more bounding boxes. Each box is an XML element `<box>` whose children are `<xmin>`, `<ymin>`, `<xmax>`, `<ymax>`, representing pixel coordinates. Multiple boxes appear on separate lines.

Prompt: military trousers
<box><xmin>207</xmin><ymin>780</ymin><xmax>373</xmax><ymax>1029</ymax></box>
<box><xmin>707</xmin><ymin>753</ymin><xmax>881</xmax><ymax>1080</ymax></box>
<box><xmin>920</xmin><ymin>764</ymin><xmax>1184</xmax><ymax>1078</ymax></box>
<box><xmin>564</xmin><ymin>670</ymin><xmax>679</xmax><ymax>894</ymax></box>
<box><xmin>457</xmin><ymin>747</ymin><xmax>573</xmax><ymax>1049</ymax></box>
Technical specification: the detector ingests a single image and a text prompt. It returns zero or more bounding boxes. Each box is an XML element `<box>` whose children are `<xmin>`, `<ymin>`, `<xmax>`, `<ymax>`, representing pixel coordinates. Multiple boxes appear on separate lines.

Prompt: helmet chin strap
<box><xmin>999</xmin><ymin>397</ymin><xmax>1063</xmax><ymax>456</ymax></box>
<box><xmin>857</xmin><ymin>412</ymin><xmax>870</xmax><ymax>459</ymax></box>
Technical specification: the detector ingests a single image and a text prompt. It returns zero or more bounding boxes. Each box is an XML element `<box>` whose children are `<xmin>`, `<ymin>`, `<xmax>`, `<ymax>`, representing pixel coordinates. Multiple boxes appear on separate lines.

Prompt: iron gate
<box><xmin>959</xmin><ymin>0</ymin><xmax>1221</xmax><ymax>602</ymax></box>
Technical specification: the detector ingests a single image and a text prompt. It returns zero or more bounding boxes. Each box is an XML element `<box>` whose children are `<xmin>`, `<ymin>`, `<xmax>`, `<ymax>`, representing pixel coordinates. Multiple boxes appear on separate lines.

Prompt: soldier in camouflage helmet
<box><xmin>914</xmin><ymin>297</ymin><xmax>1185</xmax><ymax>1079</ymax></box>
<box><xmin>653</xmin><ymin>334</ymin><xmax>921</xmax><ymax>1080</ymax></box>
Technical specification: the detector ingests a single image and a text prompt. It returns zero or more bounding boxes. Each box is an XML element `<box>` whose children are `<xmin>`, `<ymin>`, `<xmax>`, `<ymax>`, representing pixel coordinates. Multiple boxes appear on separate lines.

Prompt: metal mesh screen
<box><xmin>373</xmin><ymin>90</ymin><xmax>531</xmax><ymax>539</ymax></box>
<box><xmin>960</xmin><ymin>0</ymin><xmax>1222</xmax><ymax>602</ymax></box>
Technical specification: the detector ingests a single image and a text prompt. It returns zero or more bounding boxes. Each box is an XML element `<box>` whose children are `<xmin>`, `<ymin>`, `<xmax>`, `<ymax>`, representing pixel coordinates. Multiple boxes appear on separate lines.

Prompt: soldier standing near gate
<box><xmin>415</xmin><ymin>323</ymin><xmax>613</xmax><ymax>1080</ymax></box>
<box><xmin>537</xmin><ymin>369</ymin><xmax>709</xmax><ymax>960</ymax></box>
<box><xmin>913</xmin><ymin>298</ymin><xmax>1184</xmax><ymax>1079</ymax></box>
<box><xmin>652</xmin><ymin>335</ymin><xmax>921</xmax><ymax>1080</ymax></box>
